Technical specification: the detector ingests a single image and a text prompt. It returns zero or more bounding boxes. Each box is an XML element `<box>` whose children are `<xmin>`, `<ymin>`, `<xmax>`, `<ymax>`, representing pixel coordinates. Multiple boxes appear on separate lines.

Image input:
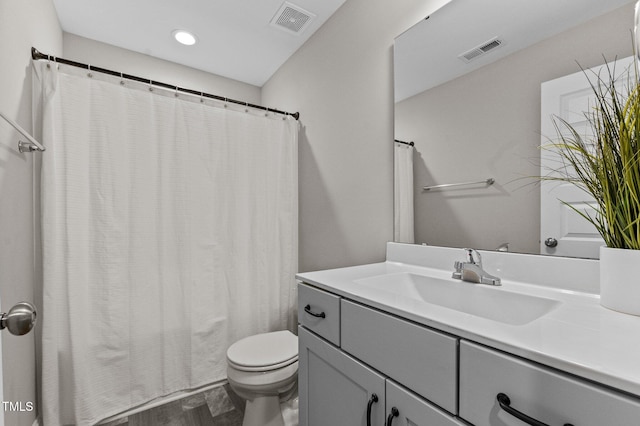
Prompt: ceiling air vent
<box><xmin>458</xmin><ymin>37</ymin><xmax>504</xmax><ymax>63</ymax></box>
<box><xmin>270</xmin><ymin>2</ymin><xmax>316</xmax><ymax>35</ymax></box>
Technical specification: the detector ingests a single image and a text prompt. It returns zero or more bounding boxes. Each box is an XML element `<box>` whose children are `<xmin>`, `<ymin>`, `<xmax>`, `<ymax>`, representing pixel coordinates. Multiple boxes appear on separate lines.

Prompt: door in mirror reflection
<box><xmin>540</xmin><ymin>57</ymin><xmax>634</xmax><ymax>258</ymax></box>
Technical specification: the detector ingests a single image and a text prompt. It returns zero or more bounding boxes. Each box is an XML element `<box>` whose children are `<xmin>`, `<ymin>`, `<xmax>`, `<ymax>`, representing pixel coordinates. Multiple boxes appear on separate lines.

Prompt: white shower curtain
<box><xmin>32</xmin><ymin>61</ymin><xmax>298</xmax><ymax>426</ymax></box>
<box><xmin>394</xmin><ymin>142</ymin><xmax>414</xmax><ymax>243</ymax></box>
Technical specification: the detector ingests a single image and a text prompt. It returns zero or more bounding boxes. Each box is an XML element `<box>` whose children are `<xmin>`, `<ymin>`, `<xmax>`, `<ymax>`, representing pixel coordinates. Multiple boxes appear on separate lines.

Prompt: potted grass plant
<box><xmin>546</xmin><ymin>56</ymin><xmax>640</xmax><ymax>315</ymax></box>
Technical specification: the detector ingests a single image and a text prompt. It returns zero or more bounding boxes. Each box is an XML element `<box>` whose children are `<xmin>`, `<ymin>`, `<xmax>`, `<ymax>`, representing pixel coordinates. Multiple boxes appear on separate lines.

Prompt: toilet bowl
<box><xmin>227</xmin><ymin>330</ymin><xmax>299</xmax><ymax>426</ymax></box>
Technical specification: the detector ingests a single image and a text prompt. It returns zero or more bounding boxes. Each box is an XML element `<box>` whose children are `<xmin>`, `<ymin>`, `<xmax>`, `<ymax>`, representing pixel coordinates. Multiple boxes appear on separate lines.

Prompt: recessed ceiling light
<box><xmin>172</xmin><ymin>30</ymin><xmax>197</xmax><ymax>46</ymax></box>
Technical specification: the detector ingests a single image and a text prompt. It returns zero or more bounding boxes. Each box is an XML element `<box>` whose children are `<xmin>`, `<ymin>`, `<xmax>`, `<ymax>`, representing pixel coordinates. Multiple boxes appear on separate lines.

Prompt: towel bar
<box><xmin>0</xmin><ymin>111</ymin><xmax>46</xmax><ymax>152</ymax></box>
<box><xmin>423</xmin><ymin>178</ymin><xmax>494</xmax><ymax>191</ymax></box>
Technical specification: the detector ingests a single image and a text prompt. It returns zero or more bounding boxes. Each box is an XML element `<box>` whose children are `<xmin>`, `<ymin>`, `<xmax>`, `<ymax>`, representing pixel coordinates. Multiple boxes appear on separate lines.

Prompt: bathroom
<box><xmin>0</xmin><ymin>0</ymin><xmax>639</xmax><ymax>425</ymax></box>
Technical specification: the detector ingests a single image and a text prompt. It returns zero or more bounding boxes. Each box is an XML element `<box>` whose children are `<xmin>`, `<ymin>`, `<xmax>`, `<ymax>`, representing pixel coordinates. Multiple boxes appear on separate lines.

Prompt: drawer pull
<box><xmin>386</xmin><ymin>407</ymin><xmax>399</xmax><ymax>426</ymax></box>
<box><xmin>497</xmin><ymin>393</ymin><xmax>574</xmax><ymax>426</ymax></box>
<box><xmin>304</xmin><ymin>304</ymin><xmax>326</xmax><ymax>318</ymax></box>
<box><xmin>366</xmin><ymin>393</ymin><xmax>378</xmax><ymax>426</ymax></box>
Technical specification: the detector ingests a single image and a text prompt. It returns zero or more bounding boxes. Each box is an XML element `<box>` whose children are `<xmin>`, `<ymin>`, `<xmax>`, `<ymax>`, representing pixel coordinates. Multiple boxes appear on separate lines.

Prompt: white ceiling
<box><xmin>394</xmin><ymin>0</ymin><xmax>636</xmax><ymax>102</ymax></box>
<box><xmin>52</xmin><ymin>0</ymin><xmax>346</xmax><ymax>87</ymax></box>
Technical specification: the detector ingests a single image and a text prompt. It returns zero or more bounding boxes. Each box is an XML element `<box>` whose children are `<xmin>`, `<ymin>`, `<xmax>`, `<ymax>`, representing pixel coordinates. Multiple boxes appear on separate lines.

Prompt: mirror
<box><xmin>394</xmin><ymin>0</ymin><xmax>635</xmax><ymax>257</ymax></box>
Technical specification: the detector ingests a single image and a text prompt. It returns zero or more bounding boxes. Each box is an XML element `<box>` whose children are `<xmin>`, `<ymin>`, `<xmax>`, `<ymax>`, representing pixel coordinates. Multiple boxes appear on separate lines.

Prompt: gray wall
<box><xmin>262</xmin><ymin>0</ymin><xmax>451</xmax><ymax>272</ymax></box>
<box><xmin>0</xmin><ymin>1</ymin><xmax>62</xmax><ymax>425</ymax></box>
<box><xmin>395</xmin><ymin>3</ymin><xmax>633</xmax><ymax>254</ymax></box>
<box><xmin>63</xmin><ymin>33</ymin><xmax>262</xmax><ymax>104</ymax></box>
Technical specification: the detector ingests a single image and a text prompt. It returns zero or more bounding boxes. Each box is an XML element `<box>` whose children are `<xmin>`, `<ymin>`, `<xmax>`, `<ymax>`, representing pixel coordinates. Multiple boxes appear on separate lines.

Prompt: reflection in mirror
<box><xmin>393</xmin><ymin>0</ymin><xmax>635</xmax><ymax>257</ymax></box>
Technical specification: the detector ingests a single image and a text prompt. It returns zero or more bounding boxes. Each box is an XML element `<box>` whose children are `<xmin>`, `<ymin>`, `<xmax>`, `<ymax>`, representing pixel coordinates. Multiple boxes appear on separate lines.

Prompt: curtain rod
<box><xmin>394</xmin><ymin>139</ymin><xmax>414</xmax><ymax>146</ymax></box>
<box><xmin>31</xmin><ymin>47</ymin><xmax>300</xmax><ymax>121</ymax></box>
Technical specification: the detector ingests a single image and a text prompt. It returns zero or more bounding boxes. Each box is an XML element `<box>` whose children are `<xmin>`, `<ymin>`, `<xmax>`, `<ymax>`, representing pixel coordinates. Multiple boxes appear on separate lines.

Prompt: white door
<box><xmin>540</xmin><ymin>56</ymin><xmax>634</xmax><ymax>258</ymax></box>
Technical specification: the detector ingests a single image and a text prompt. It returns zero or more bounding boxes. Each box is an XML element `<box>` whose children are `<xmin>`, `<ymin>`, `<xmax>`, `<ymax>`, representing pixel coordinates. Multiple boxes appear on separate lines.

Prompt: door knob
<box><xmin>544</xmin><ymin>237</ymin><xmax>558</xmax><ymax>248</ymax></box>
<box><xmin>0</xmin><ymin>302</ymin><xmax>37</xmax><ymax>336</ymax></box>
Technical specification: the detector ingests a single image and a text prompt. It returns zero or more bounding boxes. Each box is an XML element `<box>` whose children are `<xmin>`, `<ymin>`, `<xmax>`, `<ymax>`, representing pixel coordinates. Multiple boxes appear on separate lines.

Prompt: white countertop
<box><xmin>296</xmin><ymin>243</ymin><xmax>640</xmax><ymax>398</ymax></box>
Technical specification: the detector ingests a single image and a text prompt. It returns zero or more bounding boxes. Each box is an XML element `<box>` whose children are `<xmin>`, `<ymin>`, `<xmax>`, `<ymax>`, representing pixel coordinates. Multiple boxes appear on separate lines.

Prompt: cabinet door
<box><xmin>385</xmin><ymin>380</ymin><xmax>466</xmax><ymax>426</ymax></box>
<box><xmin>299</xmin><ymin>326</ymin><xmax>386</xmax><ymax>426</ymax></box>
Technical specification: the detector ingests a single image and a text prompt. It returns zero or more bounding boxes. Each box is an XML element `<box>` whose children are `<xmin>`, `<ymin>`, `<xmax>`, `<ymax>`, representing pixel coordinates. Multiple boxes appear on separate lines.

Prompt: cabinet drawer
<box><xmin>298</xmin><ymin>283</ymin><xmax>341</xmax><ymax>346</ymax></box>
<box><xmin>459</xmin><ymin>341</ymin><xmax>640</xmax><ymax>426</ymax></box>
<box><xmin>341</xmin><ymin>300</ymin><xmax>458</xmax><ymax>414</ymax></box>
<box><xmin>386</xmin><ymin>380</ymin><xmax>466</xmax><ymax>426</ymax></box>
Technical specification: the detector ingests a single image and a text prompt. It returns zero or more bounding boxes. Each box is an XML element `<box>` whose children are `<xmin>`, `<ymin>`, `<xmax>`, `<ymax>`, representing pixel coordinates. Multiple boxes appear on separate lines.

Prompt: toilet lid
<box><xmin>227</xmin><ymin>330</ymin><xmax>298</xmax><ymax>371</ymax></box>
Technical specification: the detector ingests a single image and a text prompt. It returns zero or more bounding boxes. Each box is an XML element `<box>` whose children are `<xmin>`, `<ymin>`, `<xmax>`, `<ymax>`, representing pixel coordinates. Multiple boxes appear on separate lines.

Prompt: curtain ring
<box><xmin>120</xmin><ymin>72</ymin><xmax>125</xmax><ymax>86</ymax></box>
<box><xmin>174</xmin><ymin>86</ymin><xmax>179</xmax><ymax>98</ymax></box>
<box><xmin>200</xmin><ymin>92</ymin><xmax>204</xmax><ymax>103</ymax></box>
<box><xmin>87</xmin><ymin>64</ymin><xmax>93</xmax><ymax>78</ymax></box>
<box><xmin>148</xmin><ymin>80</ymin><xmax>153</xmax><ymax>92</ymax></box>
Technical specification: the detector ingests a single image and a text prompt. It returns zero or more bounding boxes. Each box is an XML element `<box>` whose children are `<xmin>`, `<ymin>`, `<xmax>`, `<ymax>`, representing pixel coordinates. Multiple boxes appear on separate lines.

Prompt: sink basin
<box><xmin>353</xmin><ymin>272</ymin><xmax>559</xmax><ymax>325</ymax></box>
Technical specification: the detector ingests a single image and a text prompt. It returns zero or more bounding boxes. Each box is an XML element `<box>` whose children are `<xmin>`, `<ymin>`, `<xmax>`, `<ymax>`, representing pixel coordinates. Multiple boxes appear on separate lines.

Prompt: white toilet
<box><xmin>226</xmin><ymin>330</ymin><xmax>299</xmax><ymax>426</ymax></box>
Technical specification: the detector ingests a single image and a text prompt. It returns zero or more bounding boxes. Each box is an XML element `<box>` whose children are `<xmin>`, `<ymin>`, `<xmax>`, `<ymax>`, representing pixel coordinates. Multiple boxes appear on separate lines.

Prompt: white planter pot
<box><xmin>600</xmin><ymin>246</ymin><xmax>640</xmax><ymax>316</ymax></box>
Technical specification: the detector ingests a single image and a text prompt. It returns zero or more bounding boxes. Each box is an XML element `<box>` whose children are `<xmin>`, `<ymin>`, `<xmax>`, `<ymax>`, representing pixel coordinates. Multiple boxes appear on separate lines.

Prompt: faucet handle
<box><xmin>453</xmin><ymin>260</ymin><xmax>463</xmax><ymax>271</ymax></box>
<box><xmin>452</xmin><ymin>260</ymin><xmax>464</xmax><ymax>279</ymax></box>
<box><xmin>463</xmin><ymin>248</ymin><xmax>482</xmax><ymax>266</ymax></box>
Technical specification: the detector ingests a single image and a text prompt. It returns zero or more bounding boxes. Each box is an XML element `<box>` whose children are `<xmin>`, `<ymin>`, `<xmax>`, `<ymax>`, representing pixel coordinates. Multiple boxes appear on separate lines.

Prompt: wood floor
<box><xmin>100</xmin><ymin>384</ymin><xmax>244</xmax><ymax>426</ymax></box>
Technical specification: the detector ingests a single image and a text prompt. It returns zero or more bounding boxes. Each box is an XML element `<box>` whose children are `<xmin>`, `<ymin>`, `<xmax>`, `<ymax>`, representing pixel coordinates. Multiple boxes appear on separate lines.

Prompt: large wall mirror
<box><xmin>394</xmin><ymin>0</ymin><xmax>635</xmax><ymax>257</ymax></box>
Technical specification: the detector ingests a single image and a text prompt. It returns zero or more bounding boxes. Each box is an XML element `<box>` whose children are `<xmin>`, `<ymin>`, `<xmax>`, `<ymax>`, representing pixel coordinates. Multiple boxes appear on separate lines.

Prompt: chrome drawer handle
<box><xmin>386</xmin><ymin>407</ymin><xmax>399</xmax><ymax>426</ymax></box>
<box><xmin>304</xmin><ymin>304</ymin><xmax>326</xmax><ymax>318</ymax></box>
<box><xmin>366</xmin><ymin>393</ymin><xmax>378</xmax><ymax>426</ymax></box>
<box><xmin>497</xmin><ymin>393</ymin><xmax>574</xmax><ymax>426</ymax></box>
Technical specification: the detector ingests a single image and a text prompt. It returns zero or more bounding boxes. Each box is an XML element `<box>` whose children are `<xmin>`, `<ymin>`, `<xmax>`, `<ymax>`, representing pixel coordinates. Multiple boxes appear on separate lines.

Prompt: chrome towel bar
<box><xmin>0</xmin><ymin>111</ymin><xmax>46</xmax><ymax>152</ymax></box>
<box><xmin>423</xmin><ymin>178</ymin><xmax>494</xmax><ymax>191</ymax></box>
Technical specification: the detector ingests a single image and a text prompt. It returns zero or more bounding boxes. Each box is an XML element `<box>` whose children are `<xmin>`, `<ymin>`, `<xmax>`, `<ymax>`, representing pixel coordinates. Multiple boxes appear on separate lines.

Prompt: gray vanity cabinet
<box><xmin>299</xmin><ymin>283</ymin><xmax>465</xmax><ymax>426</ymax></box>
<box><xmin>299</xmin><ymin>325</ymin><xmax>465</xmax><ymax>426</ymax></box>
<box><xmin>298</xmin><ymin>326</ymin><xmax>386</xmax><ymax>426</ymax></box>
<box><xmin>298</xmin><ymin>277</ymin><xmax>640</xmax><ymax>426</ymax></box>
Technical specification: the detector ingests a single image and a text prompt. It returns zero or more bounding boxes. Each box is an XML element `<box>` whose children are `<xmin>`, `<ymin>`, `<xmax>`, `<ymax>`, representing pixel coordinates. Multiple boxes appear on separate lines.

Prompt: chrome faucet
<box><xmin>452</xmin><ymin>248</ymin><xmax>501</xmax><ymax>286</ymax></box>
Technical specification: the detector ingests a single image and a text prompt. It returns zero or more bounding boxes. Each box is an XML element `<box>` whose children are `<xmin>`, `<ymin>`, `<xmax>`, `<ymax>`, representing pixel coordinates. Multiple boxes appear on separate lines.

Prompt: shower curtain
<box><xmin>394</xmin><ymin>141</ymin><xmax>414</xmax><ymax>243</ymax></box>
<box><xmin>32</xmin><ymin>61</ymin><xmax>298</xmax><ymax>426</ymax></box>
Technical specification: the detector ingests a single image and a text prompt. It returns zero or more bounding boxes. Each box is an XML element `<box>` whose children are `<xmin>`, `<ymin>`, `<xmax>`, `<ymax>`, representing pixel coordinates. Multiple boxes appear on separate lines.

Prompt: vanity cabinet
<box><xmin>299</xmin><ymin>283</ymin><xmax>465</xmax><ymax>426</ymax></box>
<box><xmin>298</xmin><ymin>282</ymin><xmax>640</xmax><ymax>426</ymax></box>
<box><xmin>299</xmin><ymin>326</ymin><xmax>464</xmax><ymax>426</ymax></box>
